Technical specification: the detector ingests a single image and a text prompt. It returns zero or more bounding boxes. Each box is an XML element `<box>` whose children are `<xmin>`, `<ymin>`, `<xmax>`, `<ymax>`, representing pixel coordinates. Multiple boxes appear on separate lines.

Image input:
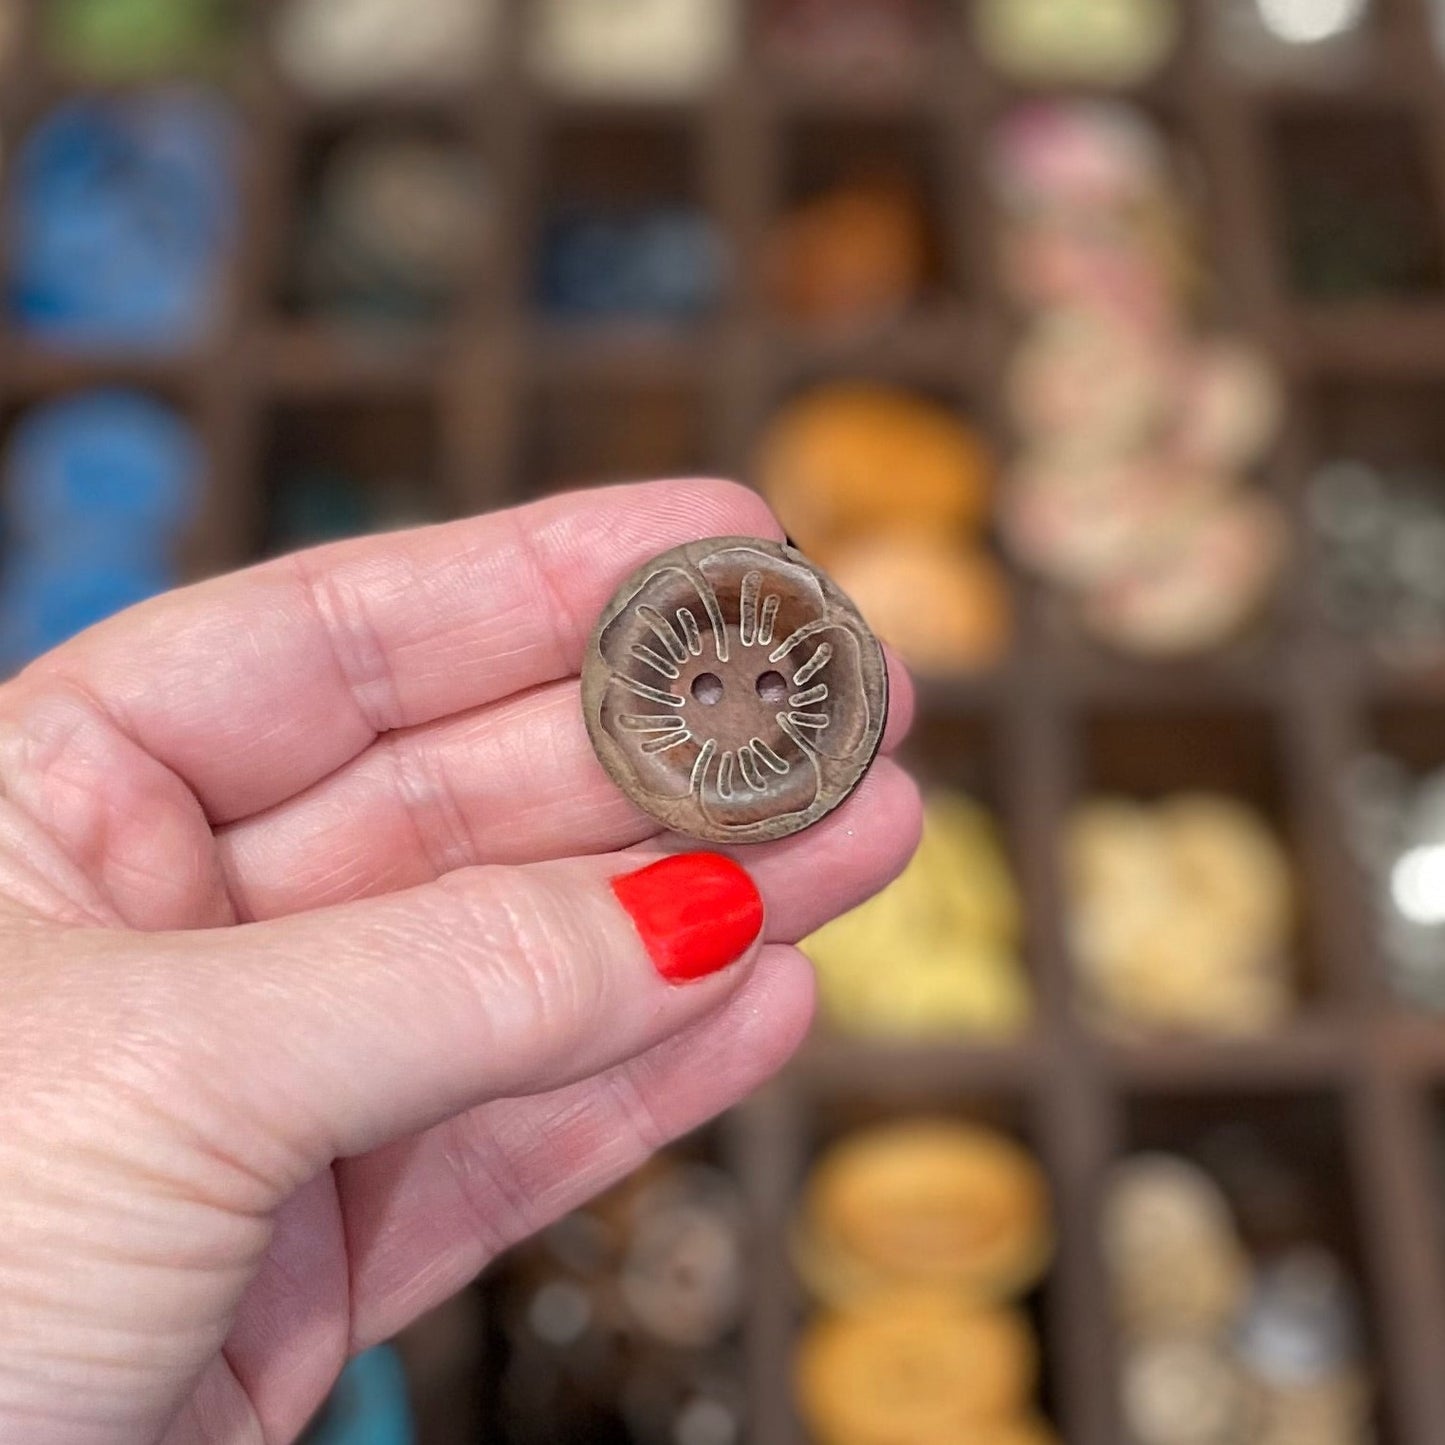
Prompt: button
<box><xmin>765</xmin><ymin>177</ymin><xmax>930</xmax><ymax>329</ymax></box>
<box><xmin>1235</xmin><ymin>1247</ymin><xmax>1363</xmax><ymax>1386</ymax></box>
<box><xmin>793</xmin><ymin>1119</ymin><xmax>1053</xmax><ymax>1307</ymax></box>
<box><xmin>581</xmin><ymin>536</ymin><xmax>887</xmax><ymax>844</ymax></box>
<box><xmin>755</xmin><ymin>383</ymin><xmax>993</xmax><ymax>558</ymax></box>
<box><xmin>826</xmin><ymin>533</ymin><xmax>1011</xmax><ymax>677</ymax></box>
<box><xmin>618</xmin><ymin>1163</ymin><xmax>747</xmax><ymax>1349</ymax></box>
<box><xmin>1120</xmin><ymin>1334</ymin><xmax>1246</xmax><ymax>1445</ymax></box>
<box><xmin>753</xmin><ymin>386</ymin><xmax>1008</xmax><ymax>677</ymax></box>
<box><xmin>528</xmin><ymin>0</ymin><xmax>735</xmax><ymax>100</ymax></box>
<box><xmin>9</xmin><ymin>92</ymin><xmax>239</xmax><ymax>350</ymax></box>
<box><xmin>539</xmin><ymin>207</ymin><xmax>726</xmax><ymax>322</ymax></box>
<box><xmin>759</xmin><ymin>0</ymin><xmax>935</xmax><ymax>88</ymax></box>
<box><xmin>1080</xmin><ymin>492</ymin><xmax>1287</xmax><ymax>657</ymax></box>
<box><xmin>1103</xmin><ymin>1153</ymin><xmax>1249</xmax><ymax>1334</ymax></box>
<box><xmin>5</xmin><ymin>390</ymin><xmax>203</xmax><ymax>549</ymax></box>
<box><xmin>298</xmin><ymin>132</ymin><xmax>488</xmax><ymax>322</ymax></box>
<box><xmin>803</xmin><ymin>790</ymin><xmax>1030</xmax><ymax>1041</ymax></box>
<box><xmin>1003</xmin><ymin>308</ymin><xmax>1177</xmax><ymax>461</ymax></box>
<box><xmin>975</xmin><ymin>0</ymin><xmax>1180</xmax><ymax>87</ymax></box>
<box><xmin>1066</xmin><ymin>793</ymin><xmax>1296</xmax><ymax>1037</ymax></box>
<box><xmin>45</xmin><ymin>0</ymin><xmax>236</xmax><ymax>80</ymax></box>
<box><xmin>794</xmin><ymin>1291</ymin><xmax>1040</xmax><ymax>1444</ymax></box>
<box><xmin>0</xmin><ymin>390</ymin><xmax>203</xmax><ymax>672</ymax></box>
<box><xmin>274</xmin><ymin>0</ymin><xmax>500</xmax><ymax>99</ymax></box>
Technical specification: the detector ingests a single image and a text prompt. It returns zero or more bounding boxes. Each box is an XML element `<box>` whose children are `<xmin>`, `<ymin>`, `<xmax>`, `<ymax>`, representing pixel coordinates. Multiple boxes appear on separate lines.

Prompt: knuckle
<box><xmin>430</xmin><ymin>868</ymin><xmax>609</xmax><ymax>1065</ymax></box>
<box><xmin>434</xmin><ymin>1107</ymin><xmax>529</xmax><ymax>1260</ymax></box>
<box><xmin>378</xmin><ymin>727</ymin><xmax>478</xmax><ymax>878</ymax></box>
<box><xmin>600</xmin><ymin>1065</ymin><xmax>671</xmax><ymax>1157</ymax></box>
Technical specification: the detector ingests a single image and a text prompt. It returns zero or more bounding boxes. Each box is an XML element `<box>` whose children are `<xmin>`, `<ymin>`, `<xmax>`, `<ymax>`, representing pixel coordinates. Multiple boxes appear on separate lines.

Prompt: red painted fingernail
<box><xmin>612</xmin><ymin>853</ymin><xmax>764</xmax><ymax>985</ymax></box>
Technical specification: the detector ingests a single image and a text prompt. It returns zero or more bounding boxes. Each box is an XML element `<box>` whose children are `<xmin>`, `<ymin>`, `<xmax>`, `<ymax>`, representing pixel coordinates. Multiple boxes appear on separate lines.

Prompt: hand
<box><xmin>0</xmin><ymin>480</ymin><xmax>920</xmax><ymax>1445</ymax></box>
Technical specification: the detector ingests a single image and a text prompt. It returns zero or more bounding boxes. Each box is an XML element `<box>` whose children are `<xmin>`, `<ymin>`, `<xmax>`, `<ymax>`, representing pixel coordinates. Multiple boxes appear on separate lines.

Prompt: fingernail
<box><xmin>612</xmin><ymin>853</ymin><xmax>764</xmax><ymax>984</ymax></box>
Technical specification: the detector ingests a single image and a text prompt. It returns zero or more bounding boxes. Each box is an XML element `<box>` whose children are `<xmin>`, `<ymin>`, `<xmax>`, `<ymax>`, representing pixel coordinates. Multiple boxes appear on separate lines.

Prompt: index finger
<box><xmin>9</xmin><ymin>479</ymin><xmax>783</xmax><ymax>824</ymax></box>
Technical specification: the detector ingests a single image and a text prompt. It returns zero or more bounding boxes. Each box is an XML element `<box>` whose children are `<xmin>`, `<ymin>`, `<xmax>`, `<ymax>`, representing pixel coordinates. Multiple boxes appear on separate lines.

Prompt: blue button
<box><xmin>9</xmin><ymin>90</ymin><xmax>240</xmax><ymax>350</ymax></box>
<box><xmin>301</xmin><ymin>1347</ymin><xmax>415</xmax><ymax>1445</ymax></box>
<box><xmin>4</xmin><ymin>390</ymin><xmax>203</xmax><ymax>552</ymax></box>
<box><xmin>540</xmin><ymin>206</ymin><xmax>725</xmax><ymax>320</ymax></box>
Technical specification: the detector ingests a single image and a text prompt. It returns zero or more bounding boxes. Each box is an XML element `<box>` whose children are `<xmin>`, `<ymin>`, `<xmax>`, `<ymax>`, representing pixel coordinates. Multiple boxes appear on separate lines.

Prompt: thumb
<box><xmin>78</xmin><ymin>851</ymin><xmax>765</xmax><ymax>1186</ymax></box>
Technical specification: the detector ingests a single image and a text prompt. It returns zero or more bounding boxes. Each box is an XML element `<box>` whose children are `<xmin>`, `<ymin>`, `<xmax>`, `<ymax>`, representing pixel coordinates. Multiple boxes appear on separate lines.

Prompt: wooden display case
<box><xmin>4</xmin><ymin>2</ymin><xmax>1445</xmax><ymax>1441</ymax></box>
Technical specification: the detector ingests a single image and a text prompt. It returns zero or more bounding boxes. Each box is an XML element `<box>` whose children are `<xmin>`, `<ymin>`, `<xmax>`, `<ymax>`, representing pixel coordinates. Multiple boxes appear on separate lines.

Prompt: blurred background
<box><xmin>7</xmin><ymin>0</ymin><xmax>1445</xmax><ymax>1441</ymax></box>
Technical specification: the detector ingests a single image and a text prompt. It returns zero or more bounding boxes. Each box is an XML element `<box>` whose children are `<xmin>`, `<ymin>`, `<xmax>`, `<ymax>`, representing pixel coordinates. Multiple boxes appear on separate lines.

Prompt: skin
<box><xmin>0</xmin><ymin>479</ymin><xmax>921</xmax><ymax>1445</ymax></box>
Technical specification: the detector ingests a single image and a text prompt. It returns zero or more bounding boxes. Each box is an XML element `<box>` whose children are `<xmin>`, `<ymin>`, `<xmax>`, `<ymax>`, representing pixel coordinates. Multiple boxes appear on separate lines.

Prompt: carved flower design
<box><xmin>587</xmin><ymin>540</ymin><xmax>884</xmax><ymax>841</ymax></box>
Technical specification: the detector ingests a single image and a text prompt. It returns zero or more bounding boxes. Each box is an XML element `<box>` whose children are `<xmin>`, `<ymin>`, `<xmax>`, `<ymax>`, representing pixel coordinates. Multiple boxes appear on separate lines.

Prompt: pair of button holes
<box><xmin>691</xmin><ymin>670</ymin><xmax>788</xmax><ymax>705</ymax></box>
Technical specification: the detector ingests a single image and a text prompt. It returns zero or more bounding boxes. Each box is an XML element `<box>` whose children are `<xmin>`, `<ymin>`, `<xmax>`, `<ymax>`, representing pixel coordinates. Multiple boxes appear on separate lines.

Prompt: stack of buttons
<box><xmin>974</xmin><ymin>0</ymin><xmax>1180</xmax><ymax>86</ymax></box>
<box><xmin>1106</xmin><ymin>1152</ymin><xmax>1375</xmax><ymax>1445</ymax></box>
<box><xmin>0</xmin><ymin>391</ymin><xmax>202</xmax><ymax>673</ymax></box>
<box><xmin>991</xmin><ymin>102</ymin><xmax>1286</xmax><ymax>658</ymax></box>
<box><xmin>755</xmin><ymin>383</ymin><xmax>1011</xmax><ymax>676</ymax></box>
<box><xmin>275</xmin><ymin>0</ymin><xmax>499</xmax><ymax>99</ymax></box>
<box><xmin>804</xmin><ymin>792</ymin><xmax>1031</xmax><ymax>1040</ymax></box>
<box><xmin>528</xmin><ymin>0</ymin><xmax>734</xmax><ymax>101</ymax></box>
<box><xmin>792</xmin><ymin>1120</ymin><xmax>1058</xmax><ymax>1445</ymax></box>
<box><xmin>766</xmin><ymin>176</ymin><xmax>933</xmax><ymax>333</ymax></box>
<box><xmin>1309</xmin><ymin>459</ymin><xmax>1445</xmax><ymax>667</ymax></box>
<box><xmin>539</xmin><ymin>207</ymin><xmax>727</xmax><ymax>325</ymax></box>
<box><xmin>8</xmin><ymin>91</ymin><xmax>239</xmax><ymax>351</ymax></box>
<box><xmin>294</xmin><ymin>132</ymin><xmax>489</xmax><ymax>325</ymax></box>
<box><xmin>44</xmin><ymin>0</ymin><xmax>237</xmax><ymax>81</ymax></box>
<box><xmin>1065</xmin><ymin>793</ymin><xmax>1297</xmax><ymax>1037</ymax></box>
<box><xmin>759</xmin><ymin>0</ymin><xmax>936</xmax><ymax>89</ymax></box>
<box><xmin>489</xmin><ymin>1154</ymin><xmax>748</xmax><ymax>1445</ymax></box>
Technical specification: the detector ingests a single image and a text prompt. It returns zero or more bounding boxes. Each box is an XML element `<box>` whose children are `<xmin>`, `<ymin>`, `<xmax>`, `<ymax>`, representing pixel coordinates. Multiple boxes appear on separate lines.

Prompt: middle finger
<box><xmin>217</xmin><ymin>653</ymin><xmax>915</xmax><ymax>928</ymax></box>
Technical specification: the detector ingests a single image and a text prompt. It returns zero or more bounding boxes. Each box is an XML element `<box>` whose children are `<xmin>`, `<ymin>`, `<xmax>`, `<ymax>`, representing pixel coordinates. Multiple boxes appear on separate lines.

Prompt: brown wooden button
<box><xmin>581</xmin><ymin>536</ymin><xmax>888</xmax><ymax>844</ymax></box>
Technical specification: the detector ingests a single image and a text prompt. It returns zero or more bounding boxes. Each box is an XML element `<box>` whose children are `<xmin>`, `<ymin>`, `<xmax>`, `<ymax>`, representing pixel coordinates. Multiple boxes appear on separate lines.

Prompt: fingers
<box><xmin>883</xmin><ymin>647</ymin><xmax>915</xmax><ymax>747</ymax></box>
<box><xmin>338</xmin><ymin>945</ymin><xmax>815</xmax><ymax>1350</ymax></box>
<box><xmin>218</xmin><ymin>951</ymin><xmax>809</xmax><ymax>1445</ymax></box>
<box><xmin>216</xmin><ymin>728</ymin><xmax>920</xmax><ymax>954</ymax></box>
<box><xmin>218</xmin><ymin>1172</ymin><xmax>349</xmax><ymax>1445</ymax></box>
<box><xmin>217</xmin><ymin>652</ymin><xmax>915</xmax><ymax>922</ymax></box>
<box><xmin>217</xmin><ymin>680</ymin><xmax>656</xmax><ymax>918</ymax></box>
<box><xmin>102</xmin><ymin>851</ymin><xmax>768</xmax><ymax>1178</ymax></box>
<box><xmin>15</xmin><ymin>478</ymin><xmax>782</xmax><ymax>825</ymax></box>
